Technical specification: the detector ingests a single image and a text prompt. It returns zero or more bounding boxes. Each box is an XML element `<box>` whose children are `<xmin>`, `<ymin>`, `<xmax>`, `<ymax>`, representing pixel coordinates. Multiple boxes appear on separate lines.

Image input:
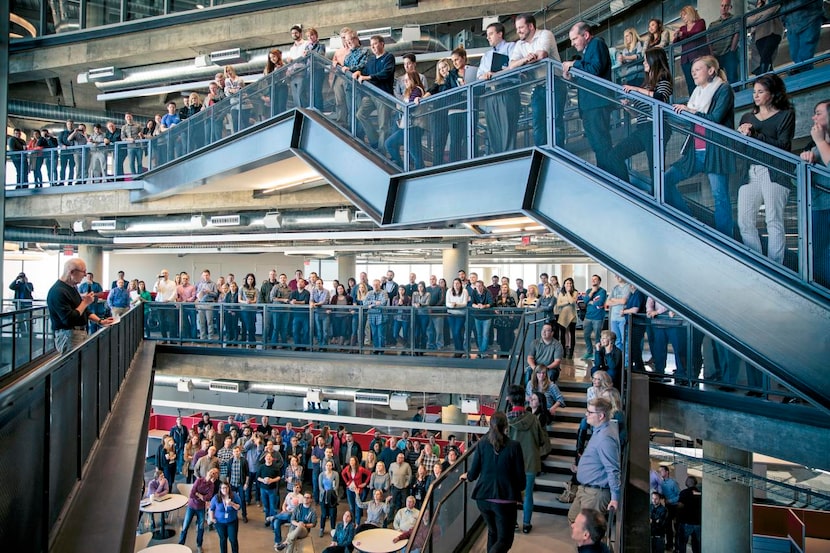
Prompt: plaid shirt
<box><xmin>418</xmin><ymin>450</ymin><xmax>438</xmax><ymax>473</ymax></box>
<box><xmin>217</xmin><ymin>447</ymin><xmax>234</xmax><ymax>477</ymax></box>
<box><xmin>229</xmin><ymin>457</ymin><xmax>244</xmax><ymax>487</ymax></box>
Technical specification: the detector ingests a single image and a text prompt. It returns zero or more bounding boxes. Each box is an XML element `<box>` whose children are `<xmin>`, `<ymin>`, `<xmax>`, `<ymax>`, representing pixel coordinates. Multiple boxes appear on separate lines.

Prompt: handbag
<box><xmin>559</xmin><ymin>481</ymin><xmax>578</xmax><ymax>503</ymax></box>
<box><xmin>325</xmin><ymin>488</ymin><xmax>339</xmax><ymax>507</ymax></box>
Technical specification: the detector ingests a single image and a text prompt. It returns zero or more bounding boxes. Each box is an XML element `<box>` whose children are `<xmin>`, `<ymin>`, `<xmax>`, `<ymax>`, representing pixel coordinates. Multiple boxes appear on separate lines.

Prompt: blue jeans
<box><xmin>474</xmin><ymin>317</ymin><xmax>491</xmax><ymax>354</ymax></box>
<box><xmin>385</xmin><ymin>127</ymin><xmax>424</xmax><ymax>169</ymax></box>
<box><xmin>392</xmin><ymin>318</ymin><xmax>410</xmax><ymax>346</ymax></box>
<box><xmin>651</xmin><ymin>316</ymin><xmax>687</xmax><ymax>379</ymax></box>
<box><xmin>448</xmin><ymin>315</ymin><xmax>465</xmax><ymax>352</ymax></box>
<box><xmin>270</xmin><ymin>310</ymin><xmax>289</xmax><ymax>345</ymax></box>
<box><xmin>430</xmin><ymin>316</ymin><xmax>444</xmax><ymax>349</ymax></box>
<box><xmin>787</xmin><ymin>15</ymin><xmax>821</xmax><ymax>64</ymax></box>
<box><xmin>582</xmin><ymin>318</ymin><xmax>604</xmax><ymax>354</ymax></box>
<box><xmin>292</xmin><ymin>316</ymin><xmax>309</xmax><ymax>347</ymax></box>
<box><xmin>522</xmin><ymin>472</ymin><xmax>536</xmax><ymax>526</ymax></box>
<box><xmin>231</xmin><ymin>485</ymin><xmax>247</xmax><ymax>518</ymax></box>
<box><xmin>315</xmin><ymin>311</ymin><xmax>331</xmax><ymax>345</ymax></box>
<box><xmin>179</xmin><ymin>505</ymin><xmax>206</xmax><ymax>547</ymax></box>
<box><xmin>678</xmin><ymin>523</ymin><xmax>701</xmax><ymax>553</ymax></box>
<box><xmin>346</xmin><ymin>488</ymin><xmax>363</xmax><ymax>524</ymax></box>
<box><xmin>664</xmin><ymin>150</ymin><xmax>733</xmax><ymax>236</ymax></box>
<box><xmin>272</xmin><ymin>511</ymin><xmax>294</xmax><ymax>542</ymax></box>
<box><xmin>215</xmin><ymin>519</ymin><xmax>239</xmax><ymax>553</ymax></box>
<box><xmin>609</xmin><ymin>318</ymin><xmax>626</xmax><ymax>352</ymax></box>
<box><xmin>369</xmin><ymin>320</ymin><xmax>385</xmax><ymax>349</ymax></box>
<box><xmin>128</xmin><ymin>147</ymin><xmax>143</xmax><ymax>174</ymax></box>
<box><xmin>260</xmin><ymin>487</ymin><xmax>279</xmax><ymax>520</ymax></box>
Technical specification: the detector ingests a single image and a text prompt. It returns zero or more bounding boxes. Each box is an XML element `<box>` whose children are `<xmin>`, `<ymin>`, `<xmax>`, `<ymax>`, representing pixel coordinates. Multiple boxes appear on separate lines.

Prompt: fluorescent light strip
<box><xmin>112</xmin><ymin>228</ymin><xmax>476</xmax><ymax>244</ymax></box>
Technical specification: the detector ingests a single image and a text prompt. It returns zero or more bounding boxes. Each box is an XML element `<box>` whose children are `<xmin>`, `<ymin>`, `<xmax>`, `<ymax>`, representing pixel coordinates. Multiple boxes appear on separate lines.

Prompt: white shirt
<box><xmin>154</xmin><ymin>278</ymin><xmax>178</xmax><ymax>302</ymax></box>
<box><xmin>510</xmin><ymin>29</ymin><xmax>560</xmax><ymax>63</ymax></box>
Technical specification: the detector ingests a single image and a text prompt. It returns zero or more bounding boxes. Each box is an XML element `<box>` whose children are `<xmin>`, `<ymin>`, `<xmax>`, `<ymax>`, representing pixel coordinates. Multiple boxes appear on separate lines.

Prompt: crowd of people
<box><xmin>141</xmin><ymin>267</ymin><xmax>597</xmax><ymax>357</ymax></box>
<box><xmin>146</xmin><ymin>413</ymin><xmax>467</xmax><ymax>552</ymax></box>
<box><xmin>7</xmin><ymin>8</ymin><xmax>829</xmax><ymax>285</ymax></box>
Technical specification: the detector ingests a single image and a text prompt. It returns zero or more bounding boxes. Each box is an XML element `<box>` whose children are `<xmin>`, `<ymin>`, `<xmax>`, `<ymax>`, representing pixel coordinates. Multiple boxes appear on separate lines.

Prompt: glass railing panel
<box><xmin>809</xmin><ymin>165</ymin><xmax>830</xmax><ymax>290</ymax></box>
<box><xmin>323</xmin><ymin>59</ymin><xmax>356</xmax><ymax>133</ymax></box>
<box><xmin>471</xmin><ymin>62</ymin><xmax>548</xmax><ymax>158</ymax></box>
<box><xmin>235</xmin><ymin>77</ymin><xmax>267</xmax><ymax>133</ymax></box>
<box><xmin>627</xmin><ymin>312</ymin><xmax>823</xmax><ymax>409</ymax></box>
<box><xmin>263</xmin><ymin>67</ymin><xmax>291</xmax><ymax>120</ymax></box>
<box><xmin>408</xmin><ymin>85</ymin><xmax>468</xmax><ymax>168</ymax></box>
<box><xmin>660</xmin><ymin>106</ymin><xmax>801</xmax><ymax>273</ymax></box>
<box><xmin>554</xmin><ymin>67</ymin><xmax>629</xmax><ymax>178</ymax></box>
<box><xmin>284</xmin><ymin>58</ymin><xmax>312</xmax><ymax>111</ymax></box>
<box><xmin>352</xmin><ymin>80</ymin><xmax>407</xmax><ymax>166</ymax></box>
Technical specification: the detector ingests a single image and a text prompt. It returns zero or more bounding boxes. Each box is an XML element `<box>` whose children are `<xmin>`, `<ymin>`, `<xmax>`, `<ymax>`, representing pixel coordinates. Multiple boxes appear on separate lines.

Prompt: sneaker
<box><xmin>522</xmin><ymin>524</ymin><xmax>532</xmax><ymax>534</ymax></box>
<box><xmin>319</xmin><ymin>529</ymin><xmax>325</xmax><ymax>537</ymax></box>
<box><xmin>276</xmin><ymin>543</ymin><xmax>287</xmax><ymax>551</ymax></box>
<box><xmin>242</xmin><ymin>515</ymin><xmax>248</xmax><ymax>523</ymax></box>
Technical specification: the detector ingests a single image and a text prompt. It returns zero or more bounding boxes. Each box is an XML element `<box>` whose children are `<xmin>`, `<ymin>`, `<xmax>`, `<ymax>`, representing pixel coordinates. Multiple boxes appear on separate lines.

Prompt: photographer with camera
<box><xmin>153</xmin><ymin>269</ymin><xmax>179</xmax><ymax>342</ymax></box>
<box><xmin>9</xmin><ymin>272</ymin><xmax>34</xmax><ymax>309</ymax></box>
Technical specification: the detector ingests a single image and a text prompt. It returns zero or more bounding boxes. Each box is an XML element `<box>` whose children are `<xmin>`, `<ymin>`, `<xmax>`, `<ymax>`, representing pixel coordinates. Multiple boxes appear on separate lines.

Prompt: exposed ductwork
<box><xmin>91</xmin><ymin>208</ymin><xmax>372</xmax><ymax>237</ymax></box>
<box><xmin>4</xmin><ymin>226</ymin><xmax>114</xmax><ymax>245</ymax></box>
<box><xmin>7</xmin><ymin>99</ymin><xmax>140</xmax><ymax>126</ymax></box>
<box><xmin>92</xmin><ymin>32</ymin><xmax>450</xmax><ymax>94</ymax></box>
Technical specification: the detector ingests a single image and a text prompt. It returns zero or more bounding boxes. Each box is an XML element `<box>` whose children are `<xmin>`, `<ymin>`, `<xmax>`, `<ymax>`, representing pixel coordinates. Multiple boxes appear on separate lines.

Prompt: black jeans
<box><xmin>476</xmin><ymin>499</ymin><xmax>517</xmax><ymax>553</ymax></box>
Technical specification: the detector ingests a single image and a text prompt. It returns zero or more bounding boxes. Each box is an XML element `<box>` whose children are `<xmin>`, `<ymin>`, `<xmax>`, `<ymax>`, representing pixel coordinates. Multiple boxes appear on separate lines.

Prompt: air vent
<box><xmin>91</xmin><ymin>220</ymin><xmax>117</xmax><ymax>230</ymax></box>
<box><xmin>354</xmin><ymin>391</ymin><xmax>390</xmax><ymax>405</ymax></box>
<box><xmin>209</xmin><ymin>48</ymin><xmax>248</xmax><ymax>65</ymax></box>
<box><xmin>210</xmin><ymin>215</ymin><xmax>242</xmax><ymax>227</ymax></box>
<box><xmin>208</xmin><ymin>380</ymin><xmax>246</xmax><ymax>393</ymax></box>
<box><xmin>87</xmin><ymin>67</ymin><xmax>124</xmax><ymax>82</ymax></box>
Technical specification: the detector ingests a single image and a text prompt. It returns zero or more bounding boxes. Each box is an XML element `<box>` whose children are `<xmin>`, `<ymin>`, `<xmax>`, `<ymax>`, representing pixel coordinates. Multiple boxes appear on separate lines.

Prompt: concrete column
<box><xmin>336</xmin><ymin>253</ymin><xmax>356</xmax><ymax>284</ymax></box>
<box><xmin>442</xmin><ymin>241</ymin><xmax>469</xmax><ymax>281</ymax></box>
<box><xmin>623</xmin><ymin>374</ymin><xmax>651</xmax><ymax>553</ymax></box>
<box><xmin>702</xmin><ymin>441</ymin><xmax>752</xmax><ymax>552</ymax></box>
<box><xmin>441</xmin><ymin>404</ymin><xmax>466</xmax><ymax>426</ymax></box>
<box><xmin>79</xmin><ymin>246</ymin><xmax>103</xmax><ymax>282</ymax></box>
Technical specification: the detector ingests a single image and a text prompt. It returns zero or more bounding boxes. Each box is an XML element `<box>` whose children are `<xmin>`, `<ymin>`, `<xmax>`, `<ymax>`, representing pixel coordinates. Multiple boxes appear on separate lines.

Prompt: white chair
<box><xmin>173</xmin><ymin>483</ymin><xmax>193</xmax><ymax>526</ymax></box>
<box><xmin>176</xmin><ymin>482</ymin><xmax>193</xmax><ymax>498</ymax></box>
<box><xmin>133</xmin><ymin>531</ymin><xmax>152</xmax><ymax>553</ymax></box>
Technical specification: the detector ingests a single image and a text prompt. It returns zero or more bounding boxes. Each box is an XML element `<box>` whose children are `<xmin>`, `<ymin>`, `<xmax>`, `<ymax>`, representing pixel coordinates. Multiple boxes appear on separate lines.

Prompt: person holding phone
<box><xmin>47</xmin><ymin>258</ymin><xmax>113</xmax><ymax>354</ymax></box>
<box><xmin>209</xmin><ymin>481</ymin><xmax>242</xmax><ymax>553</ymax></box>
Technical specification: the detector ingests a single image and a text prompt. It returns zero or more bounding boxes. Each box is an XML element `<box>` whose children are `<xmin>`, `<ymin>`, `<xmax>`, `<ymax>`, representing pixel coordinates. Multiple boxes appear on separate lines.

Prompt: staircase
<box><xmin>534</xmin><ymin>379</ymin><xmax>590</xmax><ymax>516</ymax></box>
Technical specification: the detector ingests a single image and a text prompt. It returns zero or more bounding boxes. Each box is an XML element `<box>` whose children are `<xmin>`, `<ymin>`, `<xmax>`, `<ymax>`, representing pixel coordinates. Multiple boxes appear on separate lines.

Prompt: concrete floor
<box><xmin>139</xmin><ymin>497</ymin><xmax>577</xmax><ymax>553</ymax></box>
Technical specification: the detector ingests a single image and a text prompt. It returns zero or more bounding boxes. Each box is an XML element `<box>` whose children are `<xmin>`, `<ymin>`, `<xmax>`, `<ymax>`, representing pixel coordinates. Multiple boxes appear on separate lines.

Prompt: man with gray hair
<box><xmin>47</xmin><ymin>258</ymin><xmax>113</xmax><ymax>353</ymax></box>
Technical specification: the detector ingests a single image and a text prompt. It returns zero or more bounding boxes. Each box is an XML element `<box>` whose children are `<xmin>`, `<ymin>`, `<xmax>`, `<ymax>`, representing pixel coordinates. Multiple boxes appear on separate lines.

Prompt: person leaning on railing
<box><xmin>801</xmin><ymin>98</ymin><xmax>830</xmax><ymax>288</ymax></box>
<box><xmin>663</xmin><ymin>55</ymin><xmax>735</xmax><ymax>238</ymax></box>
<box><xmin>47</xmin><ymin>258</ymin><xmax>113</xmax><ymax>354</ymax></box>
<box><xmin>736</xmin><ymin>73</ymin><xmax>795</xmax><ymax>266</ymax></box>
<box><xmin>606</xmin><ymin>47</ymin><xmax>673</xmax><ymax>190</ymax></box>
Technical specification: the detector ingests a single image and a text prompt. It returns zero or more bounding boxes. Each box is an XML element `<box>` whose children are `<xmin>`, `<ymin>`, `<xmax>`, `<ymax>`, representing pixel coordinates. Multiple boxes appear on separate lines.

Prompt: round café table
<box><xmin>136</xmin><ymin>544</ymin><xmax>191</xmax><ymax>553</ymax></box>
<box><xmin>353</xmin><ymin>527</ymin><xmax>408</xmax><ymax>553</ymax></box>
<box><xmin>139</xmin><ymin>493</ymin><xmax>189</xmax><ymax>540</ymax></box>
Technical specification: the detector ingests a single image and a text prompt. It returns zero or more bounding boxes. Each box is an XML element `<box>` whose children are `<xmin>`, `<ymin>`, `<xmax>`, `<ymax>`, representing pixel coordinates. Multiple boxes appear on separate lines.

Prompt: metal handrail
<box><xmin>650</xmin><ymin>443</ymin><xmax>830</xmax><ymax>511</ymax></box>
<box><xmin>402</xmin><ymin>310</ymin><xmax>543</xmax><ymax>552</ymax></box>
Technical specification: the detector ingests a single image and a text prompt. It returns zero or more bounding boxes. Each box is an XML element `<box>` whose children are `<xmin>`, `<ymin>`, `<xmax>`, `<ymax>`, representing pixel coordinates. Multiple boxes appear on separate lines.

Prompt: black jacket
<box><xmin>466</xmin><ymin>436</ymin><xmax>524</xmax><ymax>502</ymax></box>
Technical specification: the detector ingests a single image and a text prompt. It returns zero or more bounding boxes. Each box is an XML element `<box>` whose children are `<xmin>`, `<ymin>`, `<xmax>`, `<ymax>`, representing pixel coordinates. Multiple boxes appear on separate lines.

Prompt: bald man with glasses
<box><xmin>47</xmin><ymin>258</ymin><xmax>113</xmax><ymax>353</ymax></box>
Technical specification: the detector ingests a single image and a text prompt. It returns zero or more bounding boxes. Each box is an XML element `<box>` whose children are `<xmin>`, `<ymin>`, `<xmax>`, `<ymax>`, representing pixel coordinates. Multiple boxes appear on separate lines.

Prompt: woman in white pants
<box><xmin>737</xmin><ymin>73</ymin><xmax>795</xmax><ymax>264</ymax></box>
